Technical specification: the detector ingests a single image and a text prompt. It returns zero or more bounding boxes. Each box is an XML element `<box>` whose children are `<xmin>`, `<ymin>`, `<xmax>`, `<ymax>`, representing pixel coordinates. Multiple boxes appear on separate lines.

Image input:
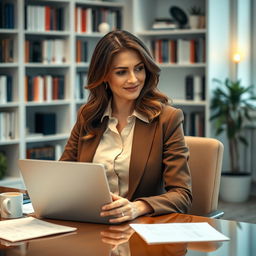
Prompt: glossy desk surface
<box><xmin>0</xmin><ymin>187</ymin><xmax>255</xmax><ymax>256</ymax></box>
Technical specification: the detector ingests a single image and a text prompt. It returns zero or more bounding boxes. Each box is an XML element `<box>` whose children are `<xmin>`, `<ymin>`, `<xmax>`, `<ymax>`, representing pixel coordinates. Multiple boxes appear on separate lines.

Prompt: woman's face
<box><xmin>106</xmin><ymin>49</ymin><xmax>146</xmax><ymax>105</ymax></box>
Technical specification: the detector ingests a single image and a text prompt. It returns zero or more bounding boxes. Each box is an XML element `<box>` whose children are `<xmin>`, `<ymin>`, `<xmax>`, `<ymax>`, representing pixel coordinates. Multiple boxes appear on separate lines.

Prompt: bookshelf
<box><xmin>124</xmin><ymin>0</ymin><xmax>208</xmax><ymax>137</ymax></box>
<box><xmin>122</xmin><ymin>0</ymin><xmax>230</xmax><ymax>140</ymax></box>
<box><xmin>0</xmin><ymin>0</ymin><xmax>230</xmax><ymax>187</ymax></box>
<box><xmin>0</xmin><ymin>0</ymin><xmax>124</xmax><ymax>188</ymax></box>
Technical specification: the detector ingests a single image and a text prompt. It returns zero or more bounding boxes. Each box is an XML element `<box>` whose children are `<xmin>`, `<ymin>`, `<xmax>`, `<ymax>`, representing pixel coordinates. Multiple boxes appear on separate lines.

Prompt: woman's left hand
<box><xmin>100</xmin><ymin>193</ymin><xmax>152</xmax><ymax>223</ymax></box>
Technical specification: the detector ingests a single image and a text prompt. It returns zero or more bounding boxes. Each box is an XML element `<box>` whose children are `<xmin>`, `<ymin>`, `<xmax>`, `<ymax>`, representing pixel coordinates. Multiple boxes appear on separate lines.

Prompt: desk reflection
<box><xmin>1</xmin><ymin>213</ymin><xmax>256</xmax><ymax>256</ymax></box>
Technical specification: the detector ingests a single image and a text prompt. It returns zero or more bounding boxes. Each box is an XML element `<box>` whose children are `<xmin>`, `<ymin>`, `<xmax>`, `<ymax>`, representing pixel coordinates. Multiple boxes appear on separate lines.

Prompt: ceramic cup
<box><xmin>0</xmin><ymin>192</ymin><xmax>23</xmax><ymax>218</ymax></box>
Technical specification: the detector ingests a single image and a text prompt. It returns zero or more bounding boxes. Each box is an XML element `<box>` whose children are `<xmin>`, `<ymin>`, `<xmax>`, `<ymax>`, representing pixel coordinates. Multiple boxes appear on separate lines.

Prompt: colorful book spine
<box><xmin>0</xmin><ymin>75</ymin><xmax>13</xmax><ymax>103</ymax></box>
<box><xmin>151</xmin><ymin>38</ymin><xmax>205</xmax><ymax>64</ymax></box>
<box><xmin>25</xmin><ymin>75</ymin><xmax>65</xmax><ymax>102</ymax></box>
<box><xmin>26</xmin><ymin>5</ymin><xmax>64</xmax><ymax>31</ymax></box>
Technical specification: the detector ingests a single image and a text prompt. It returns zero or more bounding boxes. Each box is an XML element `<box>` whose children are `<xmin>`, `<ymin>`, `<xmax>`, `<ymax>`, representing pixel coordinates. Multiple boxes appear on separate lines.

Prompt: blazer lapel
<box><xmin>80</xmin><ymin>119</ymin><xmax>108</xmax><ymax>162</ymax></box>
<box><xmin>127</xmin><ymin>119</ymin><xmax>157</xmax><ymax>200</ymax></box>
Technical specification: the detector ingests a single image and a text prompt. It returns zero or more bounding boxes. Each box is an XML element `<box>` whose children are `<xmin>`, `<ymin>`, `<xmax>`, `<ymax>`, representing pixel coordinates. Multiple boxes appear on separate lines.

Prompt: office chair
<box><xmin>185</xmin><ymin>136</ymin><xmax>224</xmax><ymax>218</ymax></box>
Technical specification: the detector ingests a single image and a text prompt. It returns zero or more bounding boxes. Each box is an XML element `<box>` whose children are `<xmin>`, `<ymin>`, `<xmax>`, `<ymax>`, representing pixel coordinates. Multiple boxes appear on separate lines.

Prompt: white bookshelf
<box><xmin>0</xmin><ymin>0</ymin><xmax>230</xmax><ymax>187</ymax></box>
<box><xmin>0</xmin><ymin>0</ymin><xmax>124</xmax><ymax>187</ymax></box>
<box><xmin>123</xmin><ymin>0</ymin><xmax>230</xmax><ymax>139</ymax></box>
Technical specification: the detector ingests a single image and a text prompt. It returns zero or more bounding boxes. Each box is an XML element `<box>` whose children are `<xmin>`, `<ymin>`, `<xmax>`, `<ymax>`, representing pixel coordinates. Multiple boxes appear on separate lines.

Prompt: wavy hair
<box><xmin>80</xmin><ymin>30</ymin><xmax>168</xmax><ymax>139</ymax></box>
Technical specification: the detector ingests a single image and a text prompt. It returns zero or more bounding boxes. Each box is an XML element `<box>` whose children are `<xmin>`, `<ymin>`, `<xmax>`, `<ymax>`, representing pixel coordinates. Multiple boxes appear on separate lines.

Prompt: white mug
<box><xmin>0</xmin><ymin>192</ymin><xmax>23</xmax><ymax>219</ymax></box>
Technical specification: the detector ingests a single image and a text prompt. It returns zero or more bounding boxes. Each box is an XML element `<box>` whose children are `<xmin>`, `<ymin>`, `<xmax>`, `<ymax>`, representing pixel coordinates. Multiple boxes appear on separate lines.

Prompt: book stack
<box><xmin>0</xmin><ymin>75</ymin><xmax>13</xmax><ymax>103</ymax></box>
<box><xmin>0</xmin><ymin>39</ymin><xmax>14</xmax><ymax>63</ymax></box>
<box><xmin>75</xmin><ymin>6</ymin><xmax>122</xmax><ymax>33</ymax></box>
<box><xmin>190</xmin><ymin>112</ymin><xmax>205</xmax><ymax>137</ymax></box>
<box><xmin>0</xmin><ymin>111</ymin><xmax>16</xmax><ymax>141</ymax></box>
<box><xmin>76</xmin><ymin>40</ymin><xmax>88</xmax><ymax>63</ymax></box>
<box><xmin>185</xmin><ymin>75</ymin><xmax>205</xmax><ymax>101</ymax></box>
<box><xmin>75</xmin><ymin>72</ymin><xmax>88</xmax><ymax>100</ymax></box>
<box><xmin>152</xmin><ymin>18</ymin><xmax>178</xmax><ymax>30</ymax></box>
<box><xmin>25</xmin><ymin>5</ymin><xmax>64</xmax><ymax>31</ymax></box>
<box><xmin>0</xmin><ymin>2</ymin><xmax>14</xmax><ymax>29</ymax></box>
<box><xmin>25</xmin><ymin>75</ymin><xmax>65</xmax><ymax>102</ymax></box>
<box><xmin>26</xmin><ymin>144</ymin><xmax>62</xmax><ymax>160</ymax></box>
<box><xmin>183</xmin><ymin>112</ymin><xmax>205</xmax><ymax>137</ymax></box>
<box><xmin>151</xmin><ymin>38</ymin><xmax>205</xmax><ymax>64</ymax></box>
<box><xmin>25</xmin><ymin>39</ymin><xmax>66</xmax><ymax>63</ymax></box>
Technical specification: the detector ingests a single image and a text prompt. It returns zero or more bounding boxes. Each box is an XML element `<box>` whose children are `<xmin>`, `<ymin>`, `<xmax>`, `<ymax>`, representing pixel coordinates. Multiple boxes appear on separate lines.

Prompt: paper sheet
<box><xmin>0</xmin><ymin>217</ymin><xmax>77</xmax><ymax>242</ymax></box>
<box><xmin>130</xmin><ymin>222</ymin><xmax>230</xmax><ymax>244</ymax></box>
<box><xmin>22</xmin><ymin>203</ymin><xmax>34</xmax><ymax>214</ymax></box>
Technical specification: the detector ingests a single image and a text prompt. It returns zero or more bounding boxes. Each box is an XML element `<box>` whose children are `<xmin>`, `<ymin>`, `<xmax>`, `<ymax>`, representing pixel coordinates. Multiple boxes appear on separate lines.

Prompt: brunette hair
<box><xmin>81</xmin><ymin>30</ymin><xmax>168</xmax><ymax>139</ymax></box>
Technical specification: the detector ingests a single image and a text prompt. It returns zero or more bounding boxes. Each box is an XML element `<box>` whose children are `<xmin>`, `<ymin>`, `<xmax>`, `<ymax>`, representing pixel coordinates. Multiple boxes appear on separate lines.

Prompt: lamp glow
<box><xmin>233</xmin><ymin>53</ymin><xmax>241</xmax><ymax>63</ymax></box>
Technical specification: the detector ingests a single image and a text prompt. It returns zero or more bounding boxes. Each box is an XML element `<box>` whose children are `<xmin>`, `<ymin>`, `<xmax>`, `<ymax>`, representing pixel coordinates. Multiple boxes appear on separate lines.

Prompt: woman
<box><xmin>60</xmin><ymin>30</ymin><xmax>192</xmax><ymax>223</ymax></box>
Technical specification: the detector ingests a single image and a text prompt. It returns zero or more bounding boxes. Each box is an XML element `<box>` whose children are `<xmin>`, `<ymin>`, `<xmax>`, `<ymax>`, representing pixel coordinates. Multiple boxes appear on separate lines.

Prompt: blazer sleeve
<box><xmin>137</xmin><ymin>108</ymin><xmax>192</xmax><ymax>215</ymax></box>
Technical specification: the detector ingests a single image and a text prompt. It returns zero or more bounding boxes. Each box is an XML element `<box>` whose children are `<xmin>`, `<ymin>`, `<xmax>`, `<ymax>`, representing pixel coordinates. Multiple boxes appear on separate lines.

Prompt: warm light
<box><xmin>233</xmin><ymin>53</ymin><xmax>241</xmax><ymax>63</ymax></box>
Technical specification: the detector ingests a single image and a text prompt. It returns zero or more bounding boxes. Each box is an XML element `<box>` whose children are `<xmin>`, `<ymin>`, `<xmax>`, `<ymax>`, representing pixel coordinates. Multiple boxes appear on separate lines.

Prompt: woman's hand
<box><xmin>100</xmin><ymin>193</ymin><xmax>153</xmax><ymax>223</ymax></box>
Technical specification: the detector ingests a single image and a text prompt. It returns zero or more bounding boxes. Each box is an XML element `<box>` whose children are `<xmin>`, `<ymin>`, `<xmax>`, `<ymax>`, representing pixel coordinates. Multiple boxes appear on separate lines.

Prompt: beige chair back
<box><xmin>185</xmin><ymin>136</ymin><xmax>224</xmax><ymax>216</ymax></box>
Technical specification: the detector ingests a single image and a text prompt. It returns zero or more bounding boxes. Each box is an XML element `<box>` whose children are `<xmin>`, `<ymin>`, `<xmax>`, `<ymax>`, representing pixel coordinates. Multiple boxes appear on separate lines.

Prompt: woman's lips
<box><xmin>124</xmin><ymin>85</ymin><xmax>139</xmax><ymax>92</ymax></box>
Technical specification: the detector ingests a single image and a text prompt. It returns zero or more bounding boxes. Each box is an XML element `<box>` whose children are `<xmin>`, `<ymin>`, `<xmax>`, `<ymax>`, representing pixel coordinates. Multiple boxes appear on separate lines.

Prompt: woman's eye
<box><xmin>116</xmin><ymin>70</ymin><xmax>126</xmax><ymax>76</ymax></box>
<box><xmin>135</xmin><ymin>65</ymin><xmax>145</xmax><ymax>72</ymax></box>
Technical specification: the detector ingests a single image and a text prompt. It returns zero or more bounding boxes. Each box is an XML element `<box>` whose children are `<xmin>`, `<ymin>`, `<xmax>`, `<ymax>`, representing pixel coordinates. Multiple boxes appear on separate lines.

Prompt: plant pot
<box><xmin>220</xmin><ymin>173</ymin><xmax>251</xmax><ymax>203</ymax></box>
<box><xmin>189</xmin><ymin>15</ymin><xmax>200</xmax><ymax>29</ymax></box>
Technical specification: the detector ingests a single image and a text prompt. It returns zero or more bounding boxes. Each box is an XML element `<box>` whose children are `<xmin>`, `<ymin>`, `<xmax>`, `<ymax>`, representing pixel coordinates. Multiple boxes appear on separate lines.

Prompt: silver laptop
<box><xmin>18</xmin><ymin>159</ymin><xmax>112</xmax><ymax>224</ymax></box>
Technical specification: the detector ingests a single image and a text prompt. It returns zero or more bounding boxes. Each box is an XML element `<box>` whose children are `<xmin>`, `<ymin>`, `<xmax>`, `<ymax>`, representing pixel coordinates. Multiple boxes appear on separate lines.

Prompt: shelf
<box><xmin>159</xmin><ymin>63</ymin><xmax>206</xmax><ymax>68</ymax></box>
<box><xmin>25</xmin><ymin>30</ymin><xmax>70</xmax><ymax>36</ymax></box>
<box><xmin>76</xmin><ymin>62</ymin><xmax>90</xmax><ymax>68</ymax></box>
<box><xmin>0</xmin><ymin>139</ymin><xmax>20</xmax><ymax>146</ymax></box>
<box><xmin>0</xmin><ymin>29</ymin><xmax>18</xmax><ymax>34</ymax></box>
<box><xmin>75</xmin><ymin>1</ymin><xmax>124</xmax><ymax>8</ymax></box>
<box><xmin>25</xmin><ymin>133</ymin><xmax>70</xmax><ymax>143</ymax></box>
<box><xmin>137</xmin><ymin>29</ymin><xmax>207</xmax><ymax>36</ymax></box>
<box><xmin>0</xmin><ymin>102</ymin><xmax>19</xmax><ymax>108</ymax></box>
<box><xmin>25</xmin><ymin>100</ymin><xmax>70</xmax><ymax>107</ymax></box>
<box><xmin>172</xmin><ymin>100</ymin><xmax>207</xmax><ymax>106</ymax></box>
<box><xmin>0</xmin><ymin>63</ymin><xmax>18</xmax><ymax>68</ymax></box>
<box><xmin>76</xmin><ymin>99</ymin><xmax>86</xmax><ymax>105</ymax></box>
<box><xmin>75</xmin><ymin>32</ymin><xmax>106</xmax><ymax>38</ymax></box>
<box><xmin>25</xmin><ymin>63</ymin><xmax>70</xmax><ymax>68</ymax></box>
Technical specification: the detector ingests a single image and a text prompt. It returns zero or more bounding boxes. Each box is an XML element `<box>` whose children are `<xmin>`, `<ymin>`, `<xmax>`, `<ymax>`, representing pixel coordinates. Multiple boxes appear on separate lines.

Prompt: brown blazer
<box><xmin>60</xmin><ymin>105</ymin><xmax>192</xmax><ymax>215</ymax></box>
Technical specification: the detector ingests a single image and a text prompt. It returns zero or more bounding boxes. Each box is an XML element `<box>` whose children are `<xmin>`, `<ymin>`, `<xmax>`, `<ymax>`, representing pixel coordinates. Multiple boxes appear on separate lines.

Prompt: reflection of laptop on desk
<box><xmin>18</xmin><ymin>159</ymin><xmax>112</xmax><ymax>224</ymax></box>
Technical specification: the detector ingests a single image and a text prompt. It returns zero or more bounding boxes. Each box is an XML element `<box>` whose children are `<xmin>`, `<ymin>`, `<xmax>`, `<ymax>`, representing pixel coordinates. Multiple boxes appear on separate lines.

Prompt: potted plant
<box><xmin>210</xmin><ymin>78</ymin><xmax>256</xmax><ymax>202</ymax></box>
<box><xmin>188</xmin><ymin>6</ymin><xmax>205</xmax><ymax>29</ymax></box>
<box><xmin>0</xmin><ymin>152</ymin><xmax>7</xmax><ymax>180</ymax></box>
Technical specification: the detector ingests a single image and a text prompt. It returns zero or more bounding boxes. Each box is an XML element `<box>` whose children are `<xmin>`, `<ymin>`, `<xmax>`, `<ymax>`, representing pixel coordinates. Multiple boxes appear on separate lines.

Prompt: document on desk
<box><xmin>130</xmin><ymin>222</ymin><xmax>230</xmax><ymax>244</ymax></box>
<box><xmin>0</xmin><ymin>217</ymin><xmax>77</xmax><ymax>242</ymax></box>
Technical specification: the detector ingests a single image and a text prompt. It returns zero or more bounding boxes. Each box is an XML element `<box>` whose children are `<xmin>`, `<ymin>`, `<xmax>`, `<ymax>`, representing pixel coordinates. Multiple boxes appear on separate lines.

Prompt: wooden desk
<box><xmin>1</xmin><ymin>187</ymin><xmax>255</xmax><ymax>256</ymax></box>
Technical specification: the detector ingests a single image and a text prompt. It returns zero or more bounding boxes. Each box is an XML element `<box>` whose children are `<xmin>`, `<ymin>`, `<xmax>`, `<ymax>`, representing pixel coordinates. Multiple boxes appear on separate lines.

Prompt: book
<box><xmin>185</xmin><ymin>75</ymin><xmax>205</xmax><ymax>101</ymax></box>
<box><xmin>152</xmin><ymin>18</ymin><xmax>177</xmax><ymax>30</ymax></box>
<box><xmin>35</xmin><ymin>112</ymin><xmax>56</xmax><ymax>135</ymax></box>
<box><xmin>185</xmin><ymin>75</ymin><xmax>194</xmax><ymax>100</ymax></box>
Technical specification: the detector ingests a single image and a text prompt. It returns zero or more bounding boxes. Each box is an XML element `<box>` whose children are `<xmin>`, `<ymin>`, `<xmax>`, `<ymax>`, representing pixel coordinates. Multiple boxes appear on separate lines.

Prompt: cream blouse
<box><xmin>93</xmin><ymin>102</ymin><xmax>149</xmax><ymax>197</ymax></box>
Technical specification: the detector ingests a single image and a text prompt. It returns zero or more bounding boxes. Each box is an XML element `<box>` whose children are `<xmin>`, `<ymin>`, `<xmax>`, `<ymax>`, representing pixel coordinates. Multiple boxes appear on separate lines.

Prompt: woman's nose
<box><xmin>127</xmin><ymin>71</ymin><xmax>138</xmax><ymax>83</ymax></box>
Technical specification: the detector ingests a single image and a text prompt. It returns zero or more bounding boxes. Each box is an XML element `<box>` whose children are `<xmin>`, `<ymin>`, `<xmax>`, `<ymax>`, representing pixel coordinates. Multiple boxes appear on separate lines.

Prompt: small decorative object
<box><xmin>152</xmin><ymin>18</ymin><xmax>178</xmax><ymax>30</ymax></box>
<box><xmin>188</xmin><ymin>6</ymin><xmax>204</xmax><ymax>29</ymax></box>
<box><xmin>169</xmin><ymin>6</ymin><xmax>188</xmax><ymax>29</ymax></box>
<box><xmin>0</xmin><ymin>152</ymin><xmax>7</xmax><ymax>180</ymax></box>
<box><xmin>98</xmin><ymin>22</ymin><xmax>110</xmax><ymax>34</ymax></box>
<box><xmin>211</xmin><ymin>77</ymin><xmax>256</xmax><ymax>202</ymax></box>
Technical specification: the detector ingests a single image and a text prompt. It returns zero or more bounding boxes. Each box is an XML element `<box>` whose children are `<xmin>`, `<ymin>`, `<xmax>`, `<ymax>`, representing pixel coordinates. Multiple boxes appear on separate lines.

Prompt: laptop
<box><xmin>18</xmin><ymin>159</ymin><xmax>112</xmax><ymax>224</ymax></box>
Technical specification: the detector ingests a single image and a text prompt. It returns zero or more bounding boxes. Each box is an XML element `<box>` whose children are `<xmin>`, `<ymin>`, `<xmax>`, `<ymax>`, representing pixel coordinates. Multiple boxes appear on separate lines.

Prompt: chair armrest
<box><xmin>204</xmin><ymin>210</ymin><xmax>224</xmax><ymax>219</ymax></box>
